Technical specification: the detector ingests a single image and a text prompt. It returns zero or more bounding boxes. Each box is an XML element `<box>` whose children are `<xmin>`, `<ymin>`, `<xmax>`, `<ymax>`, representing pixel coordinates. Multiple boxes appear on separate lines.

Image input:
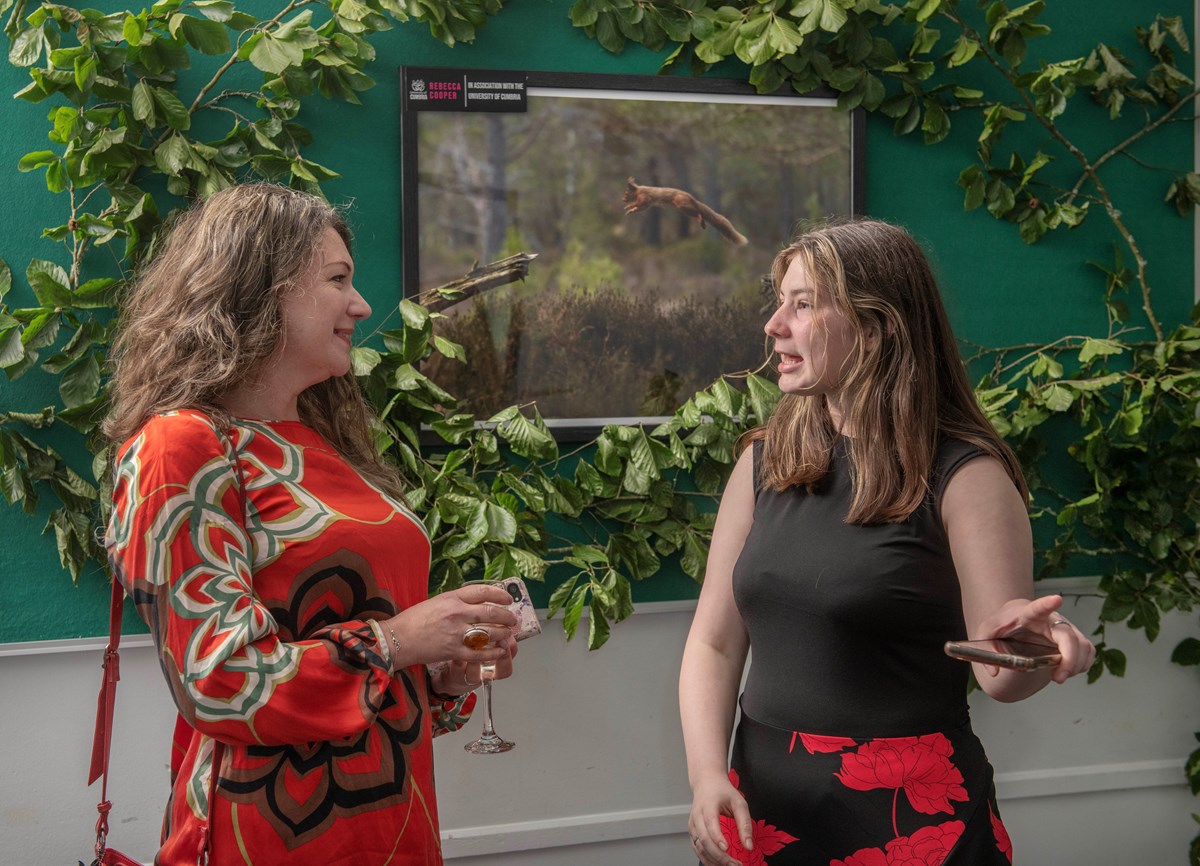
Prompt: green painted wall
<box><xmin>0</xmin><ymin>0</ymin><xmax>1193</xmax><ymax>642</ymax></box>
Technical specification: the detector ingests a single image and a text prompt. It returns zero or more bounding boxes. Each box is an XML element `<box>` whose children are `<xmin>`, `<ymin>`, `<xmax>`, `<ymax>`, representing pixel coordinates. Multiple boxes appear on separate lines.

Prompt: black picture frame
<box><xmin>400</xmin><ymin>67</ymin><xmax>865</xmax><ymax>440</ymax></box>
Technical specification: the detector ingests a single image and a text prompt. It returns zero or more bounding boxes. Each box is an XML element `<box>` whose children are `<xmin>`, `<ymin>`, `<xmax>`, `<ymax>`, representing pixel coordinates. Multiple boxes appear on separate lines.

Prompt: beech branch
<box><xmin>417</xmin><ymin>253</ymin><xmax>538</xmax><ymax>313</ymax></box>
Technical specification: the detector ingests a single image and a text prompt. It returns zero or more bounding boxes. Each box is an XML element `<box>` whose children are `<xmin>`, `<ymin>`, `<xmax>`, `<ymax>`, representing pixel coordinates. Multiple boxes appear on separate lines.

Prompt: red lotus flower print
<box><xmin>791</xmin><ymin>731</ymin><xmax>858</xmax><ymax>754</ymax></box>
<box><xmin>990</xmin><ymin>804</ymin><xmax>1012</xmax><ymax>863</ymax></box>
<box><xmin>720</xmin><ymin>769</ymin><xmax>798</xmax><ymax>865</ymax></box>
<box><xmin>719</xmin><ymin>814</ymin><xmax>798</xmax><ymax>866</ymax></box>
<box><xmin>835</xmin><ymin>734</ymin><xmax>968</xmax><ymax>815</ymax></box>
<box><xmin>831</xmin><ymin>820</ymin><xmax>965</xmax><ymax>866</ymax></box>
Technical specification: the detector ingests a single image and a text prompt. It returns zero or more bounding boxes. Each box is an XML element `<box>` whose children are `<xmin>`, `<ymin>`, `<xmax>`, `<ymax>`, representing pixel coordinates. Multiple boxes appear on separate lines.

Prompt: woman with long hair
<box><xmin>679</xmin><ymin>219</ymin><xmax>1095</xmax><ymax>865</ymax></box>
<box><xmin>105</xmin><ymin>183</ymin><xmax>519</xmax><ymax>865</ymax></box>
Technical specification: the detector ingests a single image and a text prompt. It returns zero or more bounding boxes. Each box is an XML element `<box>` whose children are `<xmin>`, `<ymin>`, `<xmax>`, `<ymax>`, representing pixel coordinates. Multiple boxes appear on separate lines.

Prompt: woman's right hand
<box><xmin>689</xmin><ymin>772</ymin><xmax>754</xmax><ymax>866</ymax></box>
<box><xmin>382</xmin><ymin>583</ymin><xmax>518</xmax><ymax>669</ymax></box>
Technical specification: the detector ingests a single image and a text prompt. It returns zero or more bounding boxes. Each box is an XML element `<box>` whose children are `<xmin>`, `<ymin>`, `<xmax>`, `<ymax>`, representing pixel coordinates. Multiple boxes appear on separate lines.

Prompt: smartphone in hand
<box><xmin>943</xmin><ymin>637</ymin><xmax>1061</xmax><ymax>671</ymax></box>
<box><xmin>498</xmin><ymin>576</ymin><xmax>542</xmax><ymax>642</ymax></box>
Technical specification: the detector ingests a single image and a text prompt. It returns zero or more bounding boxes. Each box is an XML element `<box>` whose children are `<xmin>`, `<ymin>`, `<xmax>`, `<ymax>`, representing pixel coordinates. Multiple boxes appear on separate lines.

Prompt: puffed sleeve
<box><xmin>106</xmin><ymin>411</ymin><xmax>394</xmax><ymax>747</ymax></box>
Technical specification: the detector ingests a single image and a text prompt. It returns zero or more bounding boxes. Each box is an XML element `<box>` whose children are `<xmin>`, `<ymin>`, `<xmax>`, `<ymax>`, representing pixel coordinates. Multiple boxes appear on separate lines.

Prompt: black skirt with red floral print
<box><xmin>720</xmin><ymin>709</ymin><xmax>1012</xmax><ymax>866</ymax></box>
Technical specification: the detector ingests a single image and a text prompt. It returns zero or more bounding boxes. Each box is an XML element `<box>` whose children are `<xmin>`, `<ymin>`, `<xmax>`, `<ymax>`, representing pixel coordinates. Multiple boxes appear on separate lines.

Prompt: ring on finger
<box><xmin>1051</xmin><ymin>619</ymin><xmax>1070</xmax><ymax>628</ymax></box>
<box><xmin>462</xmin><ymin>625</ymin><xmax>490</xmax><ymax>649</ymax></box>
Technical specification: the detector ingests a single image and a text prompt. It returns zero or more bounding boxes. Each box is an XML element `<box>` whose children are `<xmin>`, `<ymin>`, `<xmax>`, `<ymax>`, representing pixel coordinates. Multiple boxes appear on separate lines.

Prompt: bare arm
<box><xmin>942</xmin><ymin>456</ymin><xmax>1095</xmax><ymax>702</ymax></box>
<box><xmin>681</xmin><ymin>448</ymin><xmax>756</xmax><ymax>865</ymax></box>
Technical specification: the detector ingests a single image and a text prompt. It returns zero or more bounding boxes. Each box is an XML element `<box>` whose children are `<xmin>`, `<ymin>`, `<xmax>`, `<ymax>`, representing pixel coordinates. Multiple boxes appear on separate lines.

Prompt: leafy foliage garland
<box><xmin>1</xmin><ymin>0</ymin><xmax>1199</xmax><ymax>855</ymax></box>
<box><xmin>0</xmin><ymin>0</ymin><xmax>772</xmax><ymax>651</ymax></box>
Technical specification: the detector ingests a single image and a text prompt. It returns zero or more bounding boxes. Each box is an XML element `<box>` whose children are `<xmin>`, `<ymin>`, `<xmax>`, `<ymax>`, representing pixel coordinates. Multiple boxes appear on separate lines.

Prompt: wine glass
<box><xmin>461</xmin><ymin>580</ymin><xmax>515</xmax><ymax>754</ymax></box>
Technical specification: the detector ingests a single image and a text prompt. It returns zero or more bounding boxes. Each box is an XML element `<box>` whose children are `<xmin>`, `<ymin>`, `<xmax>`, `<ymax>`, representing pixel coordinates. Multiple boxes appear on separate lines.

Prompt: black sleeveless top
<box><xmin>733</xmin><ymin>436</ymin><xmax>985</xmax><ymax>737</ymax></box>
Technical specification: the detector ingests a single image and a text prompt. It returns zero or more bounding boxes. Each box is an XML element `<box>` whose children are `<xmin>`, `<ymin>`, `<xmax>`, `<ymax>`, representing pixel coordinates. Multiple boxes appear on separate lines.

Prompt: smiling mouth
<box><xmin>335</xmin><ymin>329</ymin><xmax>354</xmax><ymax>344</ymax></box>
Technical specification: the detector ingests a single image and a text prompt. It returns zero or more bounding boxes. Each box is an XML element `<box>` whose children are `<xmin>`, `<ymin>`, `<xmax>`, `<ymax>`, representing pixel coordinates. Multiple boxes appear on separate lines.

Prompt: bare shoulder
<box><xmin>721</xmin><ymin>445</ymin><xmax>756</xmax><ymax>508</ymax></box>
<box><xmin>940</xmin><ymin>454</ymin><xmax>1028</xmax><ymax>535</ymax></box>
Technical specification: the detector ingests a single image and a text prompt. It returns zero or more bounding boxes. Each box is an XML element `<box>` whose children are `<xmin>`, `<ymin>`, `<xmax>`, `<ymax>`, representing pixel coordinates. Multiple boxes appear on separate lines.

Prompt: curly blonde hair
<box><xmin>753</xmin><ymin>218</ymin><xmax>1027</xmax><ymax>523</ymax></box>
<box><xmin>103</xmin><ymin>183</ymin><xmax>402</xmax><ymax>499</ymax></box>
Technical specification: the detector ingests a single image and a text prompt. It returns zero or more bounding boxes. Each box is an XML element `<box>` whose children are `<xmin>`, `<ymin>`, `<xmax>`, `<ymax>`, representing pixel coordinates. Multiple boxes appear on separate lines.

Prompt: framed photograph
<box><xmin>400</xmin><ymin>67</ymin><xmax>865</xmax><ymax>437</ymax></box>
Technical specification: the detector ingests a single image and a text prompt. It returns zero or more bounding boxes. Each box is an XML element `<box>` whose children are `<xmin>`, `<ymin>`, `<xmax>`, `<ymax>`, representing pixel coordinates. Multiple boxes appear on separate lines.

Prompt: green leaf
<box><xmin>74</xmin><ymin>55</ymin><xmax>97</xmax><ymax>93</ymax></box>
<box><xmin>948</xmin><ymin>34</ymin><xmax>979</xmax><ymax>67</ymax></box>
<box><xmin>547</xmin><ymin>576</ymin><xmax>577</xmax><ymax>619</ymax></box>
<box><xmin>495</xmin><ymin>411</ymin><xmax>555</xmax><ymax>460</ymax></box>
<box><xmin>350</xmin><ymin>346</ymin><xmax>381</xmax><ymax>376</ymax></box>
<box><xmin>60</xmin><ymin>352</ymin><xmax>101</xmax><ymax>408</ymax></box>
<box><xmin>9</xmin><ymin>27</ymin><xmax>46</xmax><ymax>67</ymax></box>
<box><xmin>483</xmin><ymin>501</ymin><xmax>518</xmax><ymax>543</ymax></box>
<box><xmin>1103</xmin><ymin>647</ymin><xmax>1126</xmax><ymax>677</ymax></box>
<box><xmin>1041</xmin><ymin>383</ymin><xmax>1073</xmax><ymax>412</ymax></box>
<box><xmin>791</xmin><ymin>0</ymin><xmax>849</xmax><ymax>34</ymax></box>
<box><xmin>1171</xmin><ymin>638</ymin><xmax>1200</xmax><ymax>666</ymax></box>
<box><xmin>152</xmin><ymin>87</ymin><xmax>191</xmax><ymax>131</ymax></box>
<box><xmin>26</xmin><ymin>260</ymin><xmax>71</xmax><ymax>306</ymax></box>
<box><xmin>194</xmin><ymin>0</ymin><xmax>235</xmax><ymax>23</ymax></box>
<box><xmin>587</xmin><ymin>596</ymin><xmax>611</xmax><ymax>649</ymax></box>
<box><xmin>17</xmin><ymin>150</ymin><xmax>57</xmax><ymax>172</ymax></box>
<box><xmin>509</xmin><ymin>547</ymin><xmax>547</xmax><ymax>583</ymax></box>
<box><xmin>250</xmin><ymin>33</ymin><xmax>303</xmax><ymax>74</ymax></box>
<box><xmin>0</xmin><ymin>328</ymin><xmax>25</xmax><ymax>369</ymax></box>
<box><xmin>132</xmin><ymin>80</ymin><xmax>156</xmax><ymax>124</ymax></box>
<box><xmin>154</xmin><ymin>135</ymin><xmax>191</xmax><ymax>175</ymax></box>
<box><xmin>562</xmin><ymin>584</ymin><xmax>588</xmax><ymax>639</ymax></box>
<box><xmin>178</xmin><ymin>14</ymin><xmax>230</xmax><ymax>54</ymax></box>
<box><xmin>0</xmin><ymin>259</ymin><xmax>10</xmax><ymax>299</ymax></box>
<box><xmin>22</xmin><ymin>310</ymin><xmax>59</xmax><ymax>349</ymax></box>
<box><xmin>680</xmin><ymin>531</ymin><xmax>707</xmax><ymax>580</ymax></box>
<box><xmin>75</xmin><ymin>278</ymin><xmax>119</xmax><ymax>308</ymax></box>
<box><xmin>1078</xmin><ymin>337</ymin><xmax>1125</xmax><ymax>363</ymax></box>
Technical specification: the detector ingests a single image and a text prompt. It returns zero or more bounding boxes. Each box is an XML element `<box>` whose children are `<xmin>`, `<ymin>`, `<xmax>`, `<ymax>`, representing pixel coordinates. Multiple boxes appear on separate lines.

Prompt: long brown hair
<box><xmin>754</xmin><ymin>218</ymin><xmax>1027</xmax><ymax>523</ymax></box>
<box><xmin>103</xmin><ymin>183</ymin><xmax>403</xmax><ymax>499</ymax></box>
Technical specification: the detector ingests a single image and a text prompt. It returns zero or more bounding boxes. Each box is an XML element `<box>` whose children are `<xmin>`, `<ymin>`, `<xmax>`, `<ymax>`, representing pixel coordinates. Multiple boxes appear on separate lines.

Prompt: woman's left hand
<box><xmin>987</xmin><ymin>594</ymin><xmax>1096</xmax><ymax>684</ymax></box>
<box><xmin>431</xmin><ymin>636</ymin><xmax>519</xmax><ymax>694</ymax></box>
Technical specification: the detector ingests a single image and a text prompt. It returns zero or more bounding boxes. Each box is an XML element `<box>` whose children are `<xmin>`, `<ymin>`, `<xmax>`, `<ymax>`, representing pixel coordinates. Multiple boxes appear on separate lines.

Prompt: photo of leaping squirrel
<box><xmin>622</xmin><ymin>177</ymin><xmax>749</xmax><ymax>246</ymax></box>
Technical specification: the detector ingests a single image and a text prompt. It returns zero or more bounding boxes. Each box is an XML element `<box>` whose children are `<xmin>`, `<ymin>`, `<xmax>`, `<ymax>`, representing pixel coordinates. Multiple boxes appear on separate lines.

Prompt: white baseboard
<box><xmin>440</xmin><ymin>756</ymin><xmax>1187</xmax><ymax>859</ymax></box>
<box><xmin>442</xmin><ymin>805</ymin><xmax>691</xmax><ymax>858</ymax></box>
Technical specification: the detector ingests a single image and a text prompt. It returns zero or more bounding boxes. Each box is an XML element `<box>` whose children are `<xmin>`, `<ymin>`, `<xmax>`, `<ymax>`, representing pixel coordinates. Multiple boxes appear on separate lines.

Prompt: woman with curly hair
<box><xmin>104</xmin><ymin>183</ymin><xmax>519</xmax><ymax>865</ymax></box>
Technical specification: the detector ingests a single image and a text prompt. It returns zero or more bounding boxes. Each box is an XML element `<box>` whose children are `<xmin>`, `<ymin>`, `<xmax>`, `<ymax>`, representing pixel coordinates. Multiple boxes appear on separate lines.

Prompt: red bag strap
<box><xmin>90</xmin><ymin>420</ymin><xmax>241</xmax><ymax>863</ymax></box>
<box><xmin>88</xmin><ymin>576</ymin><xmax>125</xmax><ymax>859</ymax></box>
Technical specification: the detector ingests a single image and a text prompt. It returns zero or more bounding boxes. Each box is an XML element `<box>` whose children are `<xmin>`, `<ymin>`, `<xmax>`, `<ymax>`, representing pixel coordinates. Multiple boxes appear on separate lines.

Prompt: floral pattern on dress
<box><xmin>834</xmin><ymin>734</ymin><xmax>969</xmax><ymax>816</ymax></box>
<box><xmin>990</xmin><ymin>803</ymin><xmax>1012</xmax><ymax>863</ymax></box>
<box><xmin>831</xmin><ymin>820</ymin><xmax>965</xmax><ymax>866</ymax></box>
<box><xmin>719</xmin><ymin>770</ymin><xmax>799</xmax><ymax>865</ymax></box>
<box><xmin>790</xmin><ymin>732</ymin><xmax>858</xmax><ymax>754</ymax></box>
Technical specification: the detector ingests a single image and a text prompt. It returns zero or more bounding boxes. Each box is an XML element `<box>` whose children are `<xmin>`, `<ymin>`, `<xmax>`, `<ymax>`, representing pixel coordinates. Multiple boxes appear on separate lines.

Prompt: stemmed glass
<box><xmin>461</xmin><ymin>580</ymin><xmax>515</xmax><ymax>754</ymax></box>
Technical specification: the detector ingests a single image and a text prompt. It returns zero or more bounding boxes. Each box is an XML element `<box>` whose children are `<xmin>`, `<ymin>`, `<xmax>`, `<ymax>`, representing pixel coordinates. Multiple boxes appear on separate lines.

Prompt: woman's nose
<box><xmin>764</xmin><ymin>308</ymin><xmax>785</xmax><ymax>337</ymax></box>
<box><xmin>349</xmin><ymin>289</ymin><xmax>372</xmax><ymax>320</ymax></box>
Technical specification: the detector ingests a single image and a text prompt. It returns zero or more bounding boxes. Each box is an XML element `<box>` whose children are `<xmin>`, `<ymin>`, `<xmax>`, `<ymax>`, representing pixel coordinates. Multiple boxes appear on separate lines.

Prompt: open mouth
<box><xmin>777</xmin><ymin>352</ymin><xmax>802</xmax><ymax>372</ymax></box>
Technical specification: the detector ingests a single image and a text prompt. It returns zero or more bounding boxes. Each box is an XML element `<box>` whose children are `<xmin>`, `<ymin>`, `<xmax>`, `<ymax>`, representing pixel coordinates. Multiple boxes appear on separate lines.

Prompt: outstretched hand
<box><xmin>986</xmin><ymin>594</ymin><xmax>1096</xmax><ymax>684</ymax></box>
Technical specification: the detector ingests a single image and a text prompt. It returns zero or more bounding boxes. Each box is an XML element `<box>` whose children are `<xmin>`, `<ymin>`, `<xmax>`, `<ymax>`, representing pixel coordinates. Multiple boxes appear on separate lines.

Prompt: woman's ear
<box><xmin>863</xmin><ymin>323</ymin><xmax>882</xmax><ymax>352</ymax></box>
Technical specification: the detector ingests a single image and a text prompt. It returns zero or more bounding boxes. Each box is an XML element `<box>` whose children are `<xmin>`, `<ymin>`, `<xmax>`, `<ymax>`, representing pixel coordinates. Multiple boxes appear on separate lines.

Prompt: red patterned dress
<box><xmin>107</xmin><ymin>409</ymin><xmax>473</xmax><ymax>866</ymax></box>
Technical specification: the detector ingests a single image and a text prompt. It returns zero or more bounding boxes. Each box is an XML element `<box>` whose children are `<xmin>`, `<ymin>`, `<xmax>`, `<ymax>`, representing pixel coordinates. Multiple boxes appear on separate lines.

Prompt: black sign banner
<box><xmin>402</xmin><ymin>67</ymin><xmax>528</xmax><ymax>113</ymax></box>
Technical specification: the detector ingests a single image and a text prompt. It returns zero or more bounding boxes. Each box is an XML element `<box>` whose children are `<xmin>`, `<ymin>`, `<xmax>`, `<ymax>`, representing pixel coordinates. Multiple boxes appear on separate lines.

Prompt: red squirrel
<box><xmin>622</xmin><ymin>177</ymin><xmax>748</xmax><ymax>246</ymax></box>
